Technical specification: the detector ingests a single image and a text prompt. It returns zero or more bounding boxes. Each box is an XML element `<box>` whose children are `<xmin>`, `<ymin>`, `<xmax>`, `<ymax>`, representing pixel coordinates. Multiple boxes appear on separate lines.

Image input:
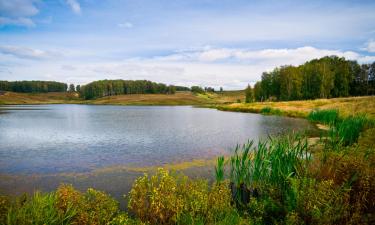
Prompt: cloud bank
<box><xmin>1</xmin><ymin>45</ymin><xmax>374</xmax><ymax>89</ymax></box>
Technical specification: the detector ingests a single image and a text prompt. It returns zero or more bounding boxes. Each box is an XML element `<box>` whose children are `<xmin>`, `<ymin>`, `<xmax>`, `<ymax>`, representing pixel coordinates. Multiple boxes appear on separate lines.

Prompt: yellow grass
<box><xmin>0</xmin><ymin>92</ymin><xmax>80</xmax><ymax>104</ymax></box>
<box><xmin>0</xmin><ymin>90</ymin><xmax>245</xmax><ymax>106</ymax></box>
<box><xmin>218</xmin><ymin>96</ymin><xmax>375</xmax><ymax>119</ymax></box>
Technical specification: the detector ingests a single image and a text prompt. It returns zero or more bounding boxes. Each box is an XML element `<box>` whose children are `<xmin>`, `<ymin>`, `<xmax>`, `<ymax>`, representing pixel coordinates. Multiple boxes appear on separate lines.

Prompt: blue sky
<box><xmin>1</xmin><ymin>0</ymin><xmax>375</xmax><ymax>89</ymax></box>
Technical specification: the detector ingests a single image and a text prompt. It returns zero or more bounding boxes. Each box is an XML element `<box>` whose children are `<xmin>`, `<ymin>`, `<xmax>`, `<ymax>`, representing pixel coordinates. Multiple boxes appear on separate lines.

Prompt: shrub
<box><xmin>0</xmin><ymin>195</ymin><xmax>10</xmax><ymax>224</ymax></box>
<box><xmin>128</xmin><ymin>168</ymin><xmax>235</xmax><ymax>225</ymax></box>
<box><xmin>288</xmin><ymin>178</ymin><xmax>350</xmax><ymax>224</ymax></box>
<box><xmin>56</xmin><ymin>184</ymin><xmax>119</xmax><ymax>225</ymax></box>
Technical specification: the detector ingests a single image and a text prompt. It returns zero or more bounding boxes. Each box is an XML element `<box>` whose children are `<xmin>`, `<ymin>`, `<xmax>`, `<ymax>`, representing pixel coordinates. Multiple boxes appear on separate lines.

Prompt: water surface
<box><xmin>0</xmin><ymin>105</ymin><xmax>312</xmax><ymax>174</ymax></box>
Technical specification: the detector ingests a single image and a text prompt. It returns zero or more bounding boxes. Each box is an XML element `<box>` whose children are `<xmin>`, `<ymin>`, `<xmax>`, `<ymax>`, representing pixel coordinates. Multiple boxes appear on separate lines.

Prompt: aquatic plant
<box><xmin>308</xmin><ymin>109</ymin><xmax>340</xmax><ymax>126</ymax></box>
<box><xmin>220</xmin><ymin>134</ymin><xmax>310</xmax><ymax>207</ymax></box>
<box><xmin>215</xmin><ymin>156</ymin><xmax>225</xmax><ymax>183</ymax></box>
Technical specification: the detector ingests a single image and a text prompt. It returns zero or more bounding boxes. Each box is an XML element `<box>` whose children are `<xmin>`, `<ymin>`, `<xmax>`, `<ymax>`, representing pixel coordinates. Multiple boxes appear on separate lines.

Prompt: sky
<box><xmin>0</xmin><ymin>0</ymin><xmax>375</xmax><ymax>89</ymax></box>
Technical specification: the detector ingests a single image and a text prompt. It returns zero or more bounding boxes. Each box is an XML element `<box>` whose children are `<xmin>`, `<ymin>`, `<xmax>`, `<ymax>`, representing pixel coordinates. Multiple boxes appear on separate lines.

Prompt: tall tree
<box><xmin>245</xmin><ymin>84</ymin><xmax>254</xmax><ymax>103</ymax></box>
<box><xmin>69</xmin><ymin>84</ymin><xmax>75</xmax><ymax>92</ymax></box>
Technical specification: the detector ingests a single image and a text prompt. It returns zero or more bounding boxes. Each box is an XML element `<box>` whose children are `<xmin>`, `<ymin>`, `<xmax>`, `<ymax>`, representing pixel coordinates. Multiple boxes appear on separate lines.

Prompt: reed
<box><xmin>218</xmin><ymin>134</ymin><xmax>310</xmax><ymax>206</ymax></box>
<box><xmin>215</xmin><ymin>156</ymin><xmax>225</xmax><ymax>183</ymax></box>
<box><xmin>328</xmin><ymin>115</ymin><xmax>369</xmax><ymax>146</ymax></box>
<box><xmin>308</xmin><ymin>109</ymin><xmax>340</xmax><ymax>126</ymax></box>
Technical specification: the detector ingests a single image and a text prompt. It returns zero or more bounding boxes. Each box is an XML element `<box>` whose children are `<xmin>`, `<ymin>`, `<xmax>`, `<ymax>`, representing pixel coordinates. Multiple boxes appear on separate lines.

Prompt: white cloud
<box><xmin>0</xmin><ymin>46</ymin><xmax>61</xmax><ymax>60</ymax></box>
<box><xmin>0</xmin><ymin>17</ymin><xmax>35</xmax><ymax>27</ymax></box>
<box><xmin>366</xmin><ymin>40</ymin><xmax>375</xmax><ymax>53</ymax></box>
<box><xmin>118</xmin><ymin>22</ymin><xmax>133</xmax><ymax>28</ymax></box>
<box><xmin>152</xmin><ymin>46</ymin><xmax>361</xmax><ymax>66</ymax></box>
<box><xmin>1</xmin><ymin>46</ymin><xmax>374</xmax><ymax>90</ymax></box>
<box><xmin>66</xmin><ymin>0</ymin><xmax>81</xmax><ymax>14</ymax></box>
<box><xmin>0</xmin><ymin>0</ymin><xmax>39</xmax><ymax>27</ymax></box>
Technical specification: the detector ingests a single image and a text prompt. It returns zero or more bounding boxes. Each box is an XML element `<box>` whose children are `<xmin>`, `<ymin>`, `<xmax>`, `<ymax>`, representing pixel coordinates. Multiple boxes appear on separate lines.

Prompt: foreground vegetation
<box><xmin>0</xmin><ymin>108</ymin><xmax>374</xmax><ymax>224</ymax></box>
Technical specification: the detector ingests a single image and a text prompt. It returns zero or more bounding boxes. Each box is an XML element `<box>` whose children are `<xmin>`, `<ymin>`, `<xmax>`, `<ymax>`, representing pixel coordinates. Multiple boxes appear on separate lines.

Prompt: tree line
<box><xmin>0</xmin><ymin>81</ymin><xmax>67</xmax><ymax>93</ymax></box>
<box><xmin>250</xmin><ymin>56</ymin><xmax>375</xmax><ymax>102</ymax></box>
<box><xmin>79</xmin><ymin>80</ymin><xmax>178</xmax><ymax>99</ymax></box>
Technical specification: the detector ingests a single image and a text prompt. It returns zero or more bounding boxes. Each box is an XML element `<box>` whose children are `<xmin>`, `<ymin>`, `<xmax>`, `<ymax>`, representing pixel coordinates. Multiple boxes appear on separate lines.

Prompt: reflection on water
<box><xmin>0</xmin><ymin>105</ymin><xmax>313</xmax><ymax>174</ymax></box>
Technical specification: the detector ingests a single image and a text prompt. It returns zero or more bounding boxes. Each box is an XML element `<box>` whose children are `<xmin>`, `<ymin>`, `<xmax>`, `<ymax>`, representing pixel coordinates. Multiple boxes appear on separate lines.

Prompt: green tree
<box><xmin>69</xmin><ymin>84</ymin><xmax>75</xmax><ymax>92</ymax></box>
<box><xmin>245</xmin><ymin>84</ymin><xmax>254</xmax><ymax>103</ymax></box>
<box><xmin>191</xmin><ymin>86</ymin><xmax>205</xmax><ymax>94</ymax></box>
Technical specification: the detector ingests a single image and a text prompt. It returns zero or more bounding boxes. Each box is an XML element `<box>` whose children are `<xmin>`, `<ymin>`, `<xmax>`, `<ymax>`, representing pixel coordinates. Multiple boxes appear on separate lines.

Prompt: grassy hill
<box><xmin>0</xmin><ymin>91</ymin><xmax>245</xmax><ymax>106</ymax></box>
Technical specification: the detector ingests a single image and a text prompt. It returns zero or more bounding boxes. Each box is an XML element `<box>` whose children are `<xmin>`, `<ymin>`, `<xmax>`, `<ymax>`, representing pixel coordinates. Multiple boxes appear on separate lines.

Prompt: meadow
<box><xmin>0</xmin><ymin>91</ymin><xmax>245</xmax><ymax>106</ymax></box>
<box><xmin>217</xmin><ymin>96</ymin><xmax>375</xmax><ymax>119</ymax></box>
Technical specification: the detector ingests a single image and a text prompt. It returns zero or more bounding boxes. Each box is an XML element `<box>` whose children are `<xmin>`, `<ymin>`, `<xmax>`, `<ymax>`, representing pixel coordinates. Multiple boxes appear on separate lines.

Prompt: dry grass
<box><xmin>0</xmin><ymin>92</ymin><xmax>80</xmax><ymax>105</ymax></box>
<box><xmin>0</xmin><ymin>91</ymin><xmax>245</xmax><ymax>106</ymax></box>
<box><xmin>218</xmin><ymin>96</ymin><xmax>375</xmax><ymax>119</ymax></box>
<box><xmin>86</xmin><ymin>92</ymin><xmax>210</xmax><ymax>105</ymax></box>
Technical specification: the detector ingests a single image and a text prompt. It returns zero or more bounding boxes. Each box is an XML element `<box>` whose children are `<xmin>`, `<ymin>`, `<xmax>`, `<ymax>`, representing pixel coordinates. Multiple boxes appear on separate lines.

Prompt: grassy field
<box><xmin>217</xmin><ymin>96</ymin><xmax>375</xmax><ymax>119</ymax></box>
<box><xmin>0</xmin><ymin>92</ymin><xmax>81</xmax><ymax>105</ymax></box>
<box><xmin>0</xmin><ymin>91</ymin><xmax>245</xmax><ymax>106</ymax></box>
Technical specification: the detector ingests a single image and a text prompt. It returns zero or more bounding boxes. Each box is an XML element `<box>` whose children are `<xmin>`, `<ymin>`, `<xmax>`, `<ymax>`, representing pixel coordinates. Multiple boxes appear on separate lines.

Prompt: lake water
<box><xmin>0</xmin><ymin>105</ymin><xmax>313</xmax><ymax>174</ymax></box>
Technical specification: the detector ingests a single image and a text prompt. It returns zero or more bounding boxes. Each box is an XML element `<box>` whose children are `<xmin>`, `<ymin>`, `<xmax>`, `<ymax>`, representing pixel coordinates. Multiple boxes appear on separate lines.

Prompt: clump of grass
<box><xmin>6</xmin><ymin>192</ymin><xmax>77</xmax><ymax>225</ymax></box>
<box><xmin>308</xmin><ymin>109</ymin><xmax>340</xmax><ymax>126</ymax></box>
<box><xmin>328</xmin><ymin>115</ymin><xmax>369</xmax><ymax>146</ymax></box>
<box><xmin>260</xmin><ymin>107</ymin><xmax>283</xmax><ymax>116</ymax></box>
<box><xmin>260</xmin><ymin>107</ymin><xmax>272</xmax><ymax>114</ymax></box>
<box><xmin>218</xmin><ymin>134</ymin><xmax>310</xmax><ymax>206</ymax></box>
<box><xmin>215</xmin><ymin>156</ymin><xmax>225</xmax><ymax>183</ymax></box>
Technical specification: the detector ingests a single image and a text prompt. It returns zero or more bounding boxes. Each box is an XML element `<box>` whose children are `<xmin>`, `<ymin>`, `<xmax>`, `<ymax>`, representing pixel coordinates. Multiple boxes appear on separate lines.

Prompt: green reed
<box><xmin>308</xmin><ymin>109</ymin><xmax>340</xmax><ymax>126</ymax></box>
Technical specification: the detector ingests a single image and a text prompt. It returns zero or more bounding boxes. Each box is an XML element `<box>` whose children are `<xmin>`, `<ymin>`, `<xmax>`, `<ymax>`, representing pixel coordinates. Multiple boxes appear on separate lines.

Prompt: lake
<box><xmin>0</xmin><ymin>105</ymin><xmax>313</xmax><ymax>175</ymax></box>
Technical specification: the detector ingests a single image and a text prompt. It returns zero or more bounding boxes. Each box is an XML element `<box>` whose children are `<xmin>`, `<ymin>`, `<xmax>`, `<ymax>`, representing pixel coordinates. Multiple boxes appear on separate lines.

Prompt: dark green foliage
<box><xmin>0</xmin><ymin>80</ymin><xmax>67</xmax><ymax>93</ymax></box>
<box><xmin>172</xmin><ymin>85</ymin><xmax>190</xmax><ymax>91</ymax></box>
<box><xmin>204</xmin><ymin>87</ymin><xmax>215</xmax><ymax>92</ymax></box>
<box><xmin>191</xmin><ymin>86</ymin><xmax>205</xmax><ymax>94</ymax></box>
<box><xmin>308</xmin><ymin>109</ymin><xmax>340</xmax><ymax>126</ymax></box>
<box><xmin>245</xmin><ymin>84</ymin><xmax>253</xmax><ymax>103</ymax></box>
<box><xmin>252</xmin><ymin>56</ymin><xmax>375</xmax><ymax>101</ymax></box>
<box><xmin>80</xmin><ymin>79</ymin><xmax>177</xmax><ymax>99</ymax></box>
<box><xmin>68</xmin><ymin>84</ymin><xmax>75</xmax><ymax>92</ymax></box>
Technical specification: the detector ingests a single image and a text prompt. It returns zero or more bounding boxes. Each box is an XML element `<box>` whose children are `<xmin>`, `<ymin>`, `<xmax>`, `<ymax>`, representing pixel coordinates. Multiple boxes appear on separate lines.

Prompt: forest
<box><xmin>0</xmin><ymin>81</ymin><xmax>67</xmax><ymax>93</ymax></box>
<box><xmin>79</xmin><ymin>80</ymin><xmax>177</xmax><ymax>100</ymax></box>
<box><xmin>252</xmin><ymin>56</ymin><xmax>375</xmax><ymax>101</ymax></box>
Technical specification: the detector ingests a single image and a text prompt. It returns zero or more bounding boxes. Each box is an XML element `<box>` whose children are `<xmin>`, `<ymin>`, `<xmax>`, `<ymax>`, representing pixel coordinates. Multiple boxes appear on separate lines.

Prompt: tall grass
<box><xmin>308</xmin><ymin>109</ymin><xmax>340</xmax><ymax>126</ymax></box>
<box><xmin>219</xmin><ymin>134</ymin><xmax>310</xmax><ymax>206</ymax></box>
<box><xmin>6</xmin><ymin>192</ymin><xmax>76</xmax><ymax>225</ymax></box>
<box><xmin>215</xmin><ymin>156</ymin><xmax>225</xmax><ymax>183</ymax></box>
<box><xmin>328</xmin><ymin>115</ymin><xmax>369</xmax><ymax>146</ymax></box>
